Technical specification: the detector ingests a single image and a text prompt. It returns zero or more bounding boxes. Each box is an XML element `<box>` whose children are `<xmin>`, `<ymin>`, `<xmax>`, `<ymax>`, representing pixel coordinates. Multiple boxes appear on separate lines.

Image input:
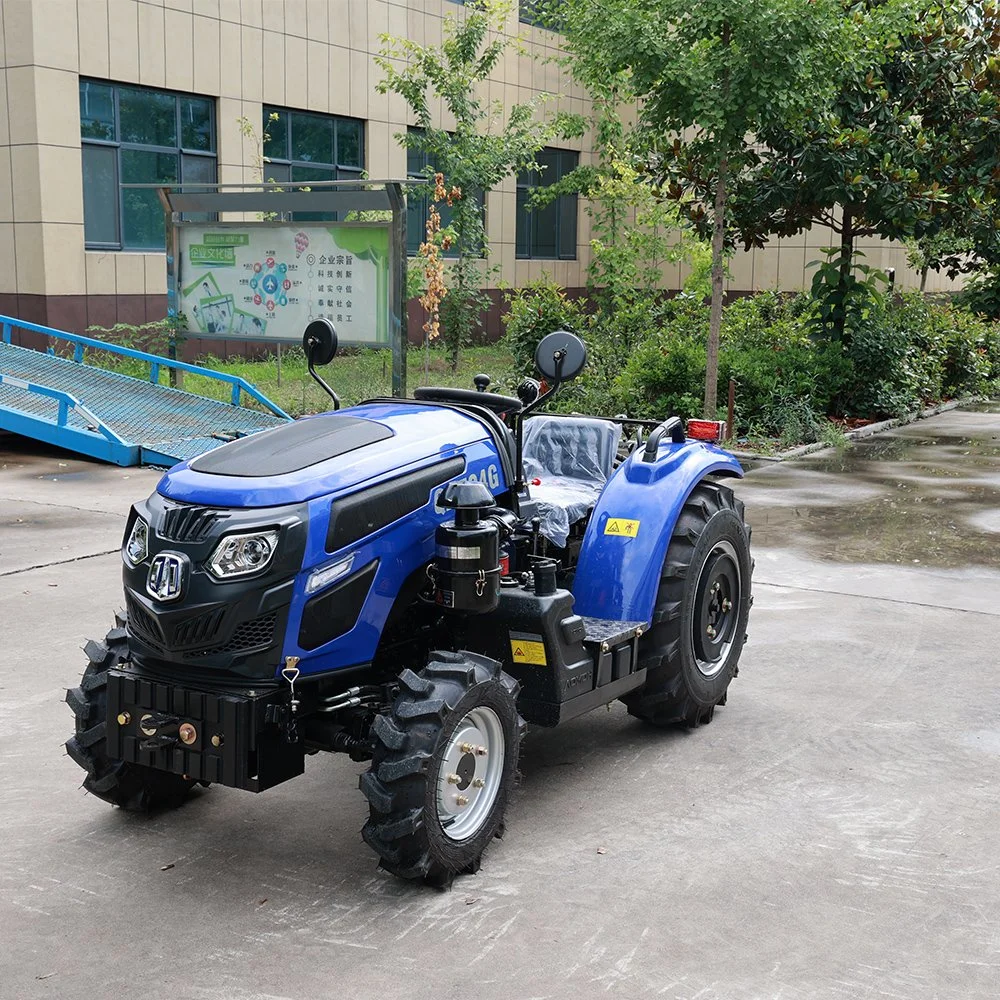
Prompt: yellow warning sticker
<box><xmin>510</xmin><ymin>636</ymin><xmax>547</xmax><ymax>665</ymax></box>
<box><xmin>604</xmin><ymin>518</ymin><xmax>640</xmax><ymax>538</ymax></box>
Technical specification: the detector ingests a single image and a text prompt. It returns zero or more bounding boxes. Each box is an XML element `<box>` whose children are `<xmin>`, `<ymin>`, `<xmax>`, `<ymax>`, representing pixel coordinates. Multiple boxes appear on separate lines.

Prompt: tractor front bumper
<box><xmin>105</xmin><ymin>666</ymin><xmax>304</xmax><ymax>792</ymax></box>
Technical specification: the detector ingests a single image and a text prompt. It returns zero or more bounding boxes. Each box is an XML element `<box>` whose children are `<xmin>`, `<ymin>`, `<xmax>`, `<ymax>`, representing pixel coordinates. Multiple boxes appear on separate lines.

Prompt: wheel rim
<box><xmin>692</xmin><ymin>539</ymin><xmax>742</xmax><ymax>678</ymax></box>
<box><xmin>436</xmin><ymin>706</ymin><xmax>506</xmax><ymax>842</ymax></box>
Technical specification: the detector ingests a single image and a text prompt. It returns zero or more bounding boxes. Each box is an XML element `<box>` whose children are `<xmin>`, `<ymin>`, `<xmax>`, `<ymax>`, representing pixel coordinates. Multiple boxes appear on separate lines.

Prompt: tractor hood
<box><xmin>157</xmin><ymin>401</ymin><xmax>496</xmax><ymax>508</ymax></box>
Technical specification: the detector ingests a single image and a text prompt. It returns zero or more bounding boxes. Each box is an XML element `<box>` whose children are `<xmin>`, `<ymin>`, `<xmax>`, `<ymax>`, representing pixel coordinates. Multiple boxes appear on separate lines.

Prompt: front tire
<box><xmin>65</xmin><ymin>622</ymin><xmax>198</xmax><ymax>810</ymax></box>
<box><xmin>360</xmin><ymin>651</ymin><xmax>523</xmax><ymax>885</ymax></box>
<box><xmin>623</xmin><ymin>481</ymin><xmax>752</xmax><ymax>727</ymax></box>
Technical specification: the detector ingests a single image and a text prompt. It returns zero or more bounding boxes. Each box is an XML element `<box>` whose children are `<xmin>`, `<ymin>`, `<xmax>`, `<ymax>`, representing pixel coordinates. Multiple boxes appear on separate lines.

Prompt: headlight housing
<box><xmin>123</xmin><ymin>517</ymin><xmax>149</xmax><ymax>566</ymax></box>
<box><xmin>208</xmin><ymin>530</ymin><xmax>279</xmax><ymax>579</ymax></box>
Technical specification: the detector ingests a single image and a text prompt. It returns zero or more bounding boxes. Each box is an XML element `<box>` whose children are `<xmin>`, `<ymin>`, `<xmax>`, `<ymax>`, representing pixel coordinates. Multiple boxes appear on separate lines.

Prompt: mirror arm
<box><xmin>306</xmin><ymin>339</ymin><xmax>340</xmax><ymax>411</ymax></box>
<box><xmin>514</xmin><ymin>351</ymin><xmax>565</xmax><ymax>491</ymax></box>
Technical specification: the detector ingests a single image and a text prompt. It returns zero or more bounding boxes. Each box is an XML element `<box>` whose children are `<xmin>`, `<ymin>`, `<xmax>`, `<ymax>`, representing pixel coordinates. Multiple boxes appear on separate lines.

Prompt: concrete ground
<box><xmin>1</xmin><ymin>405</ymin><xmax>998</xmax><ymax>1000</ymax></box>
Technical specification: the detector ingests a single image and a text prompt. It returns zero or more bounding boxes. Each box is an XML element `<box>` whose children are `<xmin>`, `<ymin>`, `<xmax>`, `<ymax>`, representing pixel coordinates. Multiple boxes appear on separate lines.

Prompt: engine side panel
<box><xmin>571</xmin><ymin>442</ymin><xmax>743</xmax><ymax>624</ymax></box>
<box><xmin>283</xmin><ymin>439</ymin><xmax>508</xmax><ymax>676</ymax></box>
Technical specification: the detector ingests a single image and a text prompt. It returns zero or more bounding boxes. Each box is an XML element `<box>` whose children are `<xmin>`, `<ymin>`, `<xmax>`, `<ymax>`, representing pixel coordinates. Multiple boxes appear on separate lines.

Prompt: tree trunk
<box><xmin>704</xmin><ymin>151</ymin><xmax>729</xmax><ymax>419</ymax></box>
<box><xmin>834</xmin><ymin>207</ymin><xmax>854</xmax><ymax>342</ymax></box>
<box><xmin>920</xmin><ymin>266</ymin><xmax>928</xmax><ymax>293</ymax></box>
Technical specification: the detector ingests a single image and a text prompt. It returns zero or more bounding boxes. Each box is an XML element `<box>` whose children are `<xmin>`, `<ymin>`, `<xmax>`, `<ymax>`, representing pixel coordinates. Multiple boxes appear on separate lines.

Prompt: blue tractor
<box><xmin>66</xmin><ymin>322</ymin><xmax>752</xmax><ymax>885</ymax></box>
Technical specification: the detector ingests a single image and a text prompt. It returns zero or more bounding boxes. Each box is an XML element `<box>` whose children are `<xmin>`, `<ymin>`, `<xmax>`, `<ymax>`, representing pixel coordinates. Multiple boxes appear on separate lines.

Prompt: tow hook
<box><xmin>138</xmin><ymin>711</ymin><xmax>181</xmax><ymax>751</ymax></box>
<box><xmin>280</xmin><ymin>656</ymin><xmax>301</xmax><ymax>744</ymax></box>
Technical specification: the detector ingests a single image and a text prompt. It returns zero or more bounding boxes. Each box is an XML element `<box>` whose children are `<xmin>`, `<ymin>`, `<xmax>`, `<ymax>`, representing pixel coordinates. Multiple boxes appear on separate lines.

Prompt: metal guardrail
<box><xmin>0</xmin><ymin>316</ymin><xmax>291</xmax><ymax>420</ymax></box>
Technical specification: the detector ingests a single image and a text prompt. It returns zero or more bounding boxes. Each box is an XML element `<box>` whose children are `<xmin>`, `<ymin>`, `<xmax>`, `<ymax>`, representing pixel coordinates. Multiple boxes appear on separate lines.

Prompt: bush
<box><xmin>502</xmin><ymin>277</ymin><xmax>586</xmax><ymax>373</ymax></box>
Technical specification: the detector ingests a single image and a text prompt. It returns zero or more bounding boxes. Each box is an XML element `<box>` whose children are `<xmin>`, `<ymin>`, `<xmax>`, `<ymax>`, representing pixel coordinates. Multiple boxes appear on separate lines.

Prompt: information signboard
<box><xmin>176</xmin><ymin>223</ymin><xmax>390</xmax><ymax>345</ymax></box>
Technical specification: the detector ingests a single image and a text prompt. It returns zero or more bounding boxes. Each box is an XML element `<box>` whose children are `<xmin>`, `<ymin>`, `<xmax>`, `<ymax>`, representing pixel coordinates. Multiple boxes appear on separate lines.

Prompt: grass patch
<box><xmin>85</xmin><ymin>344</ymin><xmax>515</xmax><ymax>417</ymax></box>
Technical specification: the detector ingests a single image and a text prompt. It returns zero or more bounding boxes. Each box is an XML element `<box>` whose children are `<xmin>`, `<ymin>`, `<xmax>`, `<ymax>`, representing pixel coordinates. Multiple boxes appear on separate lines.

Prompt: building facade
<box><xmin>0</xmin><ymin>0</ymin><xmax>960</xmax><ymax>350</ymax></box>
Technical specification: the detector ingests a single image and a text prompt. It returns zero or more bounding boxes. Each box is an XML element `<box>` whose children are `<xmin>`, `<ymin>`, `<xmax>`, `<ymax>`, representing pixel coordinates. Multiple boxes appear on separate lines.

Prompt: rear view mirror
<box><xmin>534</xmin><ymin>330</ymin><xmax>587</xmax><ymax>383</ymax></box>
<box><xmin>303</xmin><ymin>318</ymin><xmax>338</xmax><ymax>366</ymax></box>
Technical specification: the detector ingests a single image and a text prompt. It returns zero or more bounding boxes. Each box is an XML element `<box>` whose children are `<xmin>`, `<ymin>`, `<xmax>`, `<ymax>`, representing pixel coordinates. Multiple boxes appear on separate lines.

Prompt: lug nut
<box><xmin>459</xmin><ymin>742</ymin><xmax>475</xmax><ymax>754</ymax></box>
<box><xmin>179</xmin><ymin>723</ymin><xmax>197</xmax><ymax>745</ymax></box>
<box><xmin>475</xmin><ymin>745</ymin><xmax>487</xmax><ymax>757</ymax></box>
<box><xmin>472</xmin><ymin>777</ymin><xmax>485</xmax><ymax>788</ymax></box>
<box><xmin>116</xmin><ymin>711</ymin><xmax>131</xmax><ymax>726</ymax></box>
<box><xmin>455</xmin><ymin>794</ymin><xmax>470</xmax><ymax>807</ymax></box>
<box><xmin>446</xmin><ymin>773</ymin><xmax>461</xmax><ymax>784</ymax></box>
<box><xmin>722</xmin><ymin>598</ymin><xmax>732</xmax><ymax>611</ymax></box>
<box><xmin>707</xmin><ymin>625</ymin><xmax>717</xmax><ymax>638</ymax></box>
<box><xmin>211</xmin><ymin>734</ymin><xmax>224</xmax><ymax>748</ymax></box>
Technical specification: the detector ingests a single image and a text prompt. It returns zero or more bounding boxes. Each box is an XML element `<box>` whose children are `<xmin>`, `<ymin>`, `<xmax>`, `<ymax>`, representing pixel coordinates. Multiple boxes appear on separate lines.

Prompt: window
<box><xmin>519</xmin><ymin>1</ymin><xmax>564</xmax><ymax>27</ymax></box>
<box><xmin>516</xmin><ymin>148</ymin><xmax>578</xmax><ymax>260</ymax></box>
<box><xmin>262</xmin><ymin>107</ymin><xmax>365</xmax><ymax>221</ymax></box>
<box><xmin>405</xmin><ymin>128</ymin><xmax>485</xmax><ymax>257</ymax></box>
<box><xmin>80</xmin><ymin>80</ymin><xmax>216</xmax><ymax>250</ymax></box>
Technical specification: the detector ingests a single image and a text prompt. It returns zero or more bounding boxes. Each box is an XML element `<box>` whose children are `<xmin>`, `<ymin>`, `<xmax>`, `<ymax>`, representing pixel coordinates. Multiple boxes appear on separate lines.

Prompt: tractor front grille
<box><xmin>185</xmin><ymin>611</ymin><xmax>278</xmax><ymax>658</ymax></box>
<box><xmin>125</xmin><ymin>594</ymin><xmax>164</xmax><ymax>646</ymax></box>
<box><xmin>172</xmin><ymin>607</ymin><xmax>226</xmax><ymax>647</ymax></box>
<box><xmin>159</xmin><ymin>504</ymin><xmax>230</xmax><ymax>543</ymax></box>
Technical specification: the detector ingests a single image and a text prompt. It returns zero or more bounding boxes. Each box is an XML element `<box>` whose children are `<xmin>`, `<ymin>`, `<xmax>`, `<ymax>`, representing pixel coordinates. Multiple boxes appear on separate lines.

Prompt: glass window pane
<box><xmin>558</xmin><ymin>192</ymin><xmax>577</xmax><ymax>258</ymax></box>
<box><xmin>82</xmin><ymin>144</ymin><xmax>119</xmax><ymax>245</ymax></box>
<box><xmin>515</xmin><ymin>187</ymin><xmax>530</xmax><ymax>257</ymax></box>
<box><xmin>336</xmin><ymin>118</ymin><xmax>362</xmax><ymax>168</ymax></box>
<box><xmin>263</xmin><ymin>108</ymin><xmax>288</xmax><ymax>161</ymax></box>
<box><xmin>121</xmin><ymin>149</ymin><xmax>177</xmax><ymax>249</ymax></box>
<box><xmin>290</xmin><ymin>112</ymin><xmax>333</xmax><ymax>164</ymax></box>
<box><xmin>264</xmin><ymin>162</ymin><xmax>291</xmax><ymax>185</ymax></box>
<box><xmin>79</xmin><ymin>81</ymin><xmax>115</xmax><ymax>141</ymax></box>
<box><xmin>119</xmin><ymin>87</ymin><xmax>176</xmax><ymax>146</ymax></box>
<box><xmin>180</xmin><ymin>154</ymin><xmax>215</xmax><ymax>223</ymax></box>
<box><xmin>531</xmin><ymin>198</ymin><xmax>559</xmax><ymax>258</ymax></box>
<box><xmin>407</xmin><ymin>192</ymin><xmax>427</xmax><ymax>255</ymax></box>
<box><xmin>180</xmin><ymin>97</ymin><xmax>213</xmax><ymax>151</ymax></box>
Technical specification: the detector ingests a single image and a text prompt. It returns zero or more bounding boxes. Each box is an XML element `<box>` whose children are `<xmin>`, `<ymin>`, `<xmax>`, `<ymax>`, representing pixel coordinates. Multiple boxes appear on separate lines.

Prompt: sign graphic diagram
<box><xmin>177</xmin><ymin>224</ymin><xmax>390</xmax><ymax>344</ymax></box>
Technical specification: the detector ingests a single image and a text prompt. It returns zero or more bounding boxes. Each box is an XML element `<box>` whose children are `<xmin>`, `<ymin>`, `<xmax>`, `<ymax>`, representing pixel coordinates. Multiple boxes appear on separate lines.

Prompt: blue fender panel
<box><xmin>571</xmin><ymin>442</ymin><xmax>744</xmax><ymax>624</ymax></box>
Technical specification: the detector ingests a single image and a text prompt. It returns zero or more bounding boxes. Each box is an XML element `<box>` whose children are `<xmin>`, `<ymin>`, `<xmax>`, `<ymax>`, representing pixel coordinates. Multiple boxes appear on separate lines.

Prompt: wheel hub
<box><xmin>436</xmin><ymin>706</ymin><xmax>505</xmax><ymax>841</ymax></box>
<box><xmin>693</xmin><ymin>541</ymin><xmax>741</xmax><ymax>677</ymax></box>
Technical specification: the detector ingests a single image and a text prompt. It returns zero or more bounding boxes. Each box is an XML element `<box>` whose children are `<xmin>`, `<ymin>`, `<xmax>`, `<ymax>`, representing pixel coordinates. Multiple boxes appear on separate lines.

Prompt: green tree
<box><xmin>377</xmin><ymin>0</ymin><xmax>583</xmax><ymax>369</ymax></box>
<box><xmin>556</xmin><ymin>0</ymin><xmax>849</xmax><ymax>416</ymax></box>
<box><xmin>717</xmin><ymin>2</ymin><xmax>1000</xmax><ymax>335</ymax></box>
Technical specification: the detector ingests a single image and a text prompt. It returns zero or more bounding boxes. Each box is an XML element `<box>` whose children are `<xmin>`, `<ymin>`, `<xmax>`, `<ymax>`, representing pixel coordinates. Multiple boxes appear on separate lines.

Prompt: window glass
<box><xmin>290</xmin><ymin>112</ymin><xmax>334</xmax><ymax>164</ymax></box>
<box><xmin>180</xmin><ymin>97</ymin><xmax>213</xmax><ymax>151</ymax></box>
<box><xmin>263</xmin><ymin>107</ymin><xmax>288</xmax><ymax>160</ymax></box>
<box><xmin>119</xmin><ymin>87</ymin><xmax>176</xmax><ymax>147</ymax></box>
<box><xmin>82</xmin><ymin>144</ymin><xmax>118</xmax><ymax>244</ymax></box>
<box><xmin>516</xmin><ymin>147</ymin><xmax>578</xmax><ymax>259</ymax></box>
<box><xmin>79</xmin><ymin>81</ymin><xmax>114</xmax><ymax>141</ymax></box>
<box><xmin>336</xmin><ymin>118</ymin><xmax>363</xmax><ymax>167</ymax></box>
<box><xmin>121</xmin><ymin>149</ymin><xmax>177</xmax><ymax>248</ymax></box>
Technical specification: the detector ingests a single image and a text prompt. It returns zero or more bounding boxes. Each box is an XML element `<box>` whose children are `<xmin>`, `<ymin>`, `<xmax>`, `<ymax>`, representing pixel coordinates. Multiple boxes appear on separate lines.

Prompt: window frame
<box><xmin>80</xmin><ymin>80</ymin><xmax>217</xmax><ymax>252</ymax></box>
<box><xmin>515</xmin><ymin>147</ymin><xmax>578</xmax><ymax>261</ymax></box>
<box><xmin>262</xmin><ymin>106</ymin><xmax>366</xmax><ymax>184</ymax></box>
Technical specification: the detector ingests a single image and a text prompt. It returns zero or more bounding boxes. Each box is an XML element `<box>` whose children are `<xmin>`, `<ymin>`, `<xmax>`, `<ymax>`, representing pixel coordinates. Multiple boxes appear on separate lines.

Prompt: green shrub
<box><xmin>502</xmin><ymin>277</ymin><xmax>586</xmax><ymax>373</ymax></box>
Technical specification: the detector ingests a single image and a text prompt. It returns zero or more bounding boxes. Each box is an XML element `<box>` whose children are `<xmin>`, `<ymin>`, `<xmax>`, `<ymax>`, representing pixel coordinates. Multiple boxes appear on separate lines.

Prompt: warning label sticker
<box><xmin>510</xmin><ymin>632</ymin><xmax>547</xmax><ymax>665</ymax></box>
<box><xmin>604</xmin><ymin>518</ymin><xmax>640</xmax><ymax>538</ymax></box>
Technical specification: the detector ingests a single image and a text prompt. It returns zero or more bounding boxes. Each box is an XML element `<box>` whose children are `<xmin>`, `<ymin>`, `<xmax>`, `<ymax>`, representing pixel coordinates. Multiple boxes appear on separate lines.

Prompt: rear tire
<box><xmin>623</xmin><ymin>481</ymin><xmax>752</xmax><ymax>727</ymax></box>
<box><xmin>360</xmin><ymin>651</ymin><xmax>523</xmax><ymax>885</ymax></box>
<box><xmin>65</xmin><ymin>622</ymin><xmax>198</xmax><ymax>810</ymax></box>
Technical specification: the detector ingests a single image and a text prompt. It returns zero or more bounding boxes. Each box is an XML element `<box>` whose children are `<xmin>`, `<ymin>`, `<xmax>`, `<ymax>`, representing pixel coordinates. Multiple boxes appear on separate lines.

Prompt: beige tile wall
<box><xmin>0</xmin><ymin>0</ymin><xmax>961</xmax><ymax>307</ymax></box>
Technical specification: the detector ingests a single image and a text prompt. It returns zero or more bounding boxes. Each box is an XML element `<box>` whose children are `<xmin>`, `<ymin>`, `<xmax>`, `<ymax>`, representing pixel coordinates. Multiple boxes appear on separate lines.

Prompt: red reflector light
<box><xmin>686</xmin><ymin>419</ymin><xmax>726</xmax><ymax>442</ymax></box>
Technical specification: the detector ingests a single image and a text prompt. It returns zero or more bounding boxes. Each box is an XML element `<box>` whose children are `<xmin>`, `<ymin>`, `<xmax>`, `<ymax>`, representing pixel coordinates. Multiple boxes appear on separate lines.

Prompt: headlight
<box><xmin>207</xmin><ymin>530</ymin><xmax>279</xmax><ymax>579</ymax></box>
<box><xmin>124</xmin><ymin>517</ymin><xmax>148</xmax><ymax>566</ymax></box>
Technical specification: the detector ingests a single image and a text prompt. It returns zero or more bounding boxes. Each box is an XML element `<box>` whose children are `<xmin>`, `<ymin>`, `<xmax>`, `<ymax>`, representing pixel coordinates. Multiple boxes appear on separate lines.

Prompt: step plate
<box><xmin>581</xmin><ymin>616</ymin><xmax>647</xmax><ymax>648</ymax></box>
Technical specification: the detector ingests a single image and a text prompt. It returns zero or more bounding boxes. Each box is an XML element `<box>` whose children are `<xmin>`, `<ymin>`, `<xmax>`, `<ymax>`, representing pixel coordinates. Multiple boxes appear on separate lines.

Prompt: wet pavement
<box><xmin>1</xmin><ymin>405</ymin><xmax>998</xmax><ymax>1000</ymax></box>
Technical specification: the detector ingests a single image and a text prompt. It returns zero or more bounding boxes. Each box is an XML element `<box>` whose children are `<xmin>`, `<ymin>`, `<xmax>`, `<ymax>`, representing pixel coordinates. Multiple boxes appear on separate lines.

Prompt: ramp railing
<box><xmin>1</xmin><ymin>316</ymin><xmax>291</xmax><ymax>420</ymax></box>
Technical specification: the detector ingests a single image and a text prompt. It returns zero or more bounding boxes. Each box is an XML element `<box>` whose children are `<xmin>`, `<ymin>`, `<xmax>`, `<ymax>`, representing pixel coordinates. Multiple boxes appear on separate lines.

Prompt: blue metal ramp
<box><xmin>0</xmin><ymin>316</ymin><xmax>291</xmax><ymax>467</ymax></box>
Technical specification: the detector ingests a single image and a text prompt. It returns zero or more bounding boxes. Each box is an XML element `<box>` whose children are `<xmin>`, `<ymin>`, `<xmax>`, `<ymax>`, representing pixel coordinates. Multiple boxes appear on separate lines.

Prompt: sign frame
<box><xmin>156</xmin><ymin>180</ymin><xmax>408</xmax><ymax>396</ymax></box>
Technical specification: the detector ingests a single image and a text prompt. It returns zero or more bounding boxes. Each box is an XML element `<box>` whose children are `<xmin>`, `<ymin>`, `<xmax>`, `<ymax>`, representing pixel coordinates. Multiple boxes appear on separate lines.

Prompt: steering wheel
<box><xmin>414</xmin><ymin>386</ymin><xmax>522</xmax><ymax>414</ymax></box>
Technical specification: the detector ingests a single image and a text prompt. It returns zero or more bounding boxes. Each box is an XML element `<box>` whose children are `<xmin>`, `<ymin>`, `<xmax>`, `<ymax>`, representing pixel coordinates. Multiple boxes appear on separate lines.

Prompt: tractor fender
<box><xmin>571</xmin><ymin>441</ymin><xmax>743</xmax><ymax>624</ymax></box>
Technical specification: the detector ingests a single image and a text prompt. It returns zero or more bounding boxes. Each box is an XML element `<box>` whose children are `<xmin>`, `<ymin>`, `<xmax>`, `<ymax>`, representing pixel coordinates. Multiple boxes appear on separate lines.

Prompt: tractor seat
<box><xmin>521</xmin><ymin>415</ymin><xmax>622</xmax><ymax>547</ymax></box>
